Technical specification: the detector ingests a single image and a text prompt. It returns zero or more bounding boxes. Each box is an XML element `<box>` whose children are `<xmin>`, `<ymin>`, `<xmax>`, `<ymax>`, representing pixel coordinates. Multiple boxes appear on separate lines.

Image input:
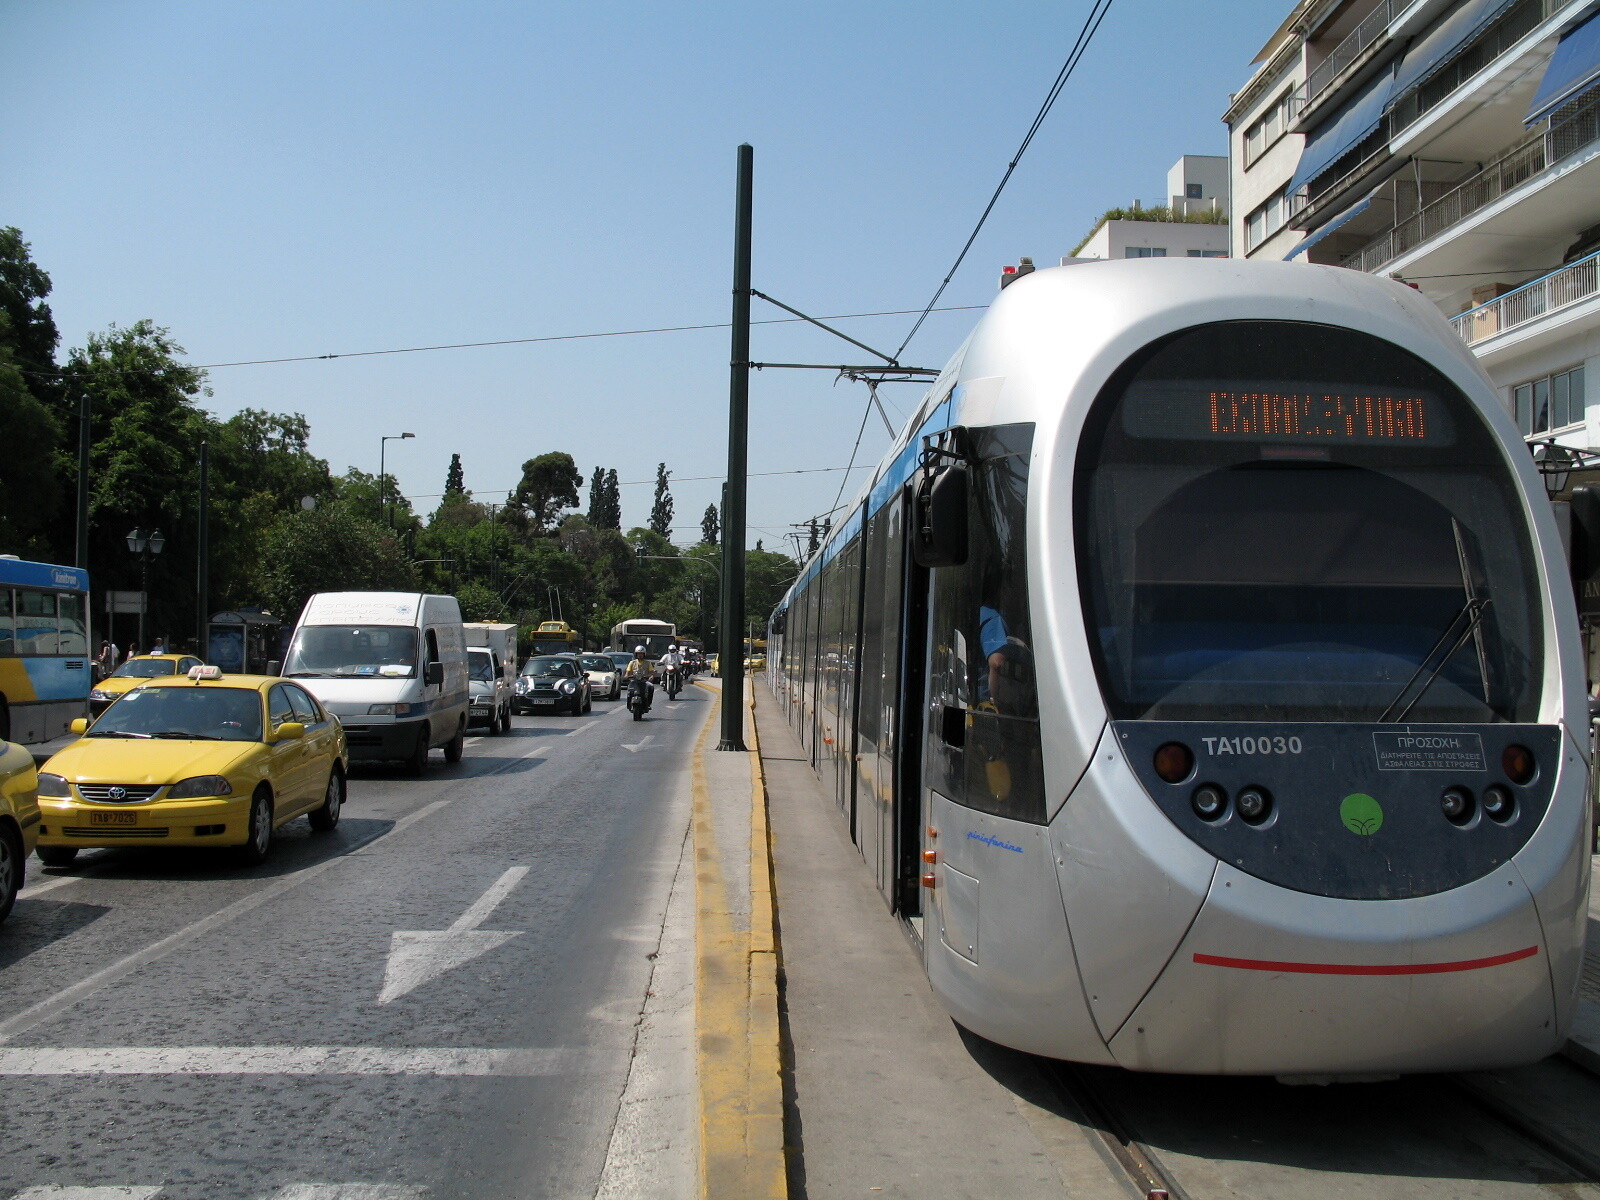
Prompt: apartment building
<box><xmin>1225</xmin><ymin>0</ymin><xmax>1599</xmax><ymax>456</ymax></box>
<box><xmin>1068</xmin><ymin>156</ymin><xmax>1231</xmax><ymax>261</ymax></box>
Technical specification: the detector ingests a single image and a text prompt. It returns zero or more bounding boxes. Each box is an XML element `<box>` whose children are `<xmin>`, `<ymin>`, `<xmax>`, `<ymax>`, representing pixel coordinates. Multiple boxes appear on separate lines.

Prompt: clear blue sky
<box><xmin>2</xmin><ymin>0</ymin><xmax>1286</xmax><ymax>553</ymax></box>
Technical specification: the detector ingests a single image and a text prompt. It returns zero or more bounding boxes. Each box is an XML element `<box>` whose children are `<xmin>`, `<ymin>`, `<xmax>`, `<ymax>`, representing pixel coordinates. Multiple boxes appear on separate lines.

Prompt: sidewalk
<box><xmin>1561</xmin><ymin>863</ymin><xmax>1600</xmax><ymax>1073</ymax></box>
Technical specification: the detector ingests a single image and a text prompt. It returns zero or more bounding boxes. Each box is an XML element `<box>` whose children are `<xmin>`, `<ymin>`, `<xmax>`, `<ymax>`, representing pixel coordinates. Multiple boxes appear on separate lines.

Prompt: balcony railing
<box><xmin>1304</xmin><ymin>0</ymin><xmax>1398</xmax><ymax>108</ymax></box>
<box><xmin>1341</xmin><ymin>88</ymin><xmax>1600</xmax><ymax>273</ymax></box>
<box><xmin>1450</xmin><ymin>251</ymin><xmax>1600</xmax><ymax>345</ymax></box>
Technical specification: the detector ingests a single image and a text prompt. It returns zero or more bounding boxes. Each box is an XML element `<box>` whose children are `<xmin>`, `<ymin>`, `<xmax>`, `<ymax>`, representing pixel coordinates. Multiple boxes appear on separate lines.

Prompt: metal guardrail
<box><xmin>1450</xmin><ymin>251</ymin><xmax>1600</xmax><ymax>344</ymax></box>
<box><xmin>1342</xmin><ymin>89</ymin><xmax>1600</xmax><ymax>274</ymax></box>
<box><xmin>1304</xmin><ymin>0</ymin><xmax>1397</xmax><ymax>107</ymax></box>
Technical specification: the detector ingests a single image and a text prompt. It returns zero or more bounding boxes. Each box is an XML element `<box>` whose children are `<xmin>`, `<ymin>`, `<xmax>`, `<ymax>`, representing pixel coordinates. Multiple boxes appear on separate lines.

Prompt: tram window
<box><xmin>1079</xmin><ymin>320</ymin><xmax>1542</xmax><ymax>723</ymax></box>
<box><xmin>926</xmin><ymin>423</ymin><xmax>1045</xmax><ymax>823</ymax></box>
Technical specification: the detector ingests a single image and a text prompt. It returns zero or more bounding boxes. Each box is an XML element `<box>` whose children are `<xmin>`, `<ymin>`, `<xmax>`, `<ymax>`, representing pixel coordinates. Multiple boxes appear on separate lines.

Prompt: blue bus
<box><xmin>0</xmin><ymin>557</ymin><xmax>91</xmax><ymax>744</ymax></box>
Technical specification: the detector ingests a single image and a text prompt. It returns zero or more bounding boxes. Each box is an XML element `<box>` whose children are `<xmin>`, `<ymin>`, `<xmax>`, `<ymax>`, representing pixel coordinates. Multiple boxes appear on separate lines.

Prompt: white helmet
<box><xmin>635</xmin><ymin>645</ymin><xmax>647</xmax><ymax>654</ymax></box>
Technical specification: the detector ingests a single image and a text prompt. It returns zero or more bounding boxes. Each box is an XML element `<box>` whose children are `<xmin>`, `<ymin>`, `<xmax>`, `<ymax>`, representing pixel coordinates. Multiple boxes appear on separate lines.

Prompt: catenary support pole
<box><xmin>196</xmin><ymin>441</ymin><xmax>209</xmax><ymax>656</ymax></box>
<box><xmin>75</xmin><ymin>388</ymin><xmax>90</xmax><ymax>569</ymax></box>
<box><xmin>718</xmin><ymin>143</ymin><xmax>752</xmax><ymax>751</ymax></box>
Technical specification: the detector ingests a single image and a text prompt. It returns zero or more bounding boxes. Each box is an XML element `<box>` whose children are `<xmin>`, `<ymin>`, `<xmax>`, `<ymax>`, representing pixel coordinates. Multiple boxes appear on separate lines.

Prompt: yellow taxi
<box><xmin>0</xmin><ymin>738</ymin><xmax>41</xmax><ymax>921</ymax></box>
<box><xmin>37</xmin><ymin>668</ymin><xmax>347</xmax><ymax>867</ymax></box>
<box><xmin>89</xmin><ymin>652</ymin><xmax>207</xmax><ymax>714</ymax></box>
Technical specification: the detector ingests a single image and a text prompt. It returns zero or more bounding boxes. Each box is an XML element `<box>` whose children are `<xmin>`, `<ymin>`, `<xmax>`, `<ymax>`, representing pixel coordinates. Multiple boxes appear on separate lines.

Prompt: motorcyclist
<box><xmin>623</xmin><ymin>645</ymin><xmax>654</xmax><ymax>711</ymax></box>
<box><xmin>657</xmin><ymin>643</ymin><xmax>685</xmax><ymax>699</ymax></box>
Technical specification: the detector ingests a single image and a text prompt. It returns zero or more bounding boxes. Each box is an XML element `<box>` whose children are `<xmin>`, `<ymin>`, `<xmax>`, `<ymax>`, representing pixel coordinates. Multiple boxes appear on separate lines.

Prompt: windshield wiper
<box><xmin>88</xmin><ymin>730</ymin><xmax>153</xmax><ymax>738</ymax></box>
<box><xmin>284</xmin><ymin>670</ymin><xmax>333</xmax><ymax>678</ymax></box>
<box><xmin>150</xmin><ymin>731</ymin><xmax>222</xmax><ymax>740</ymax></box>
<box><xmin>1377</xmin><ymin>596</ymin><xmax>1492</xmax><ymax>723</ymax></box>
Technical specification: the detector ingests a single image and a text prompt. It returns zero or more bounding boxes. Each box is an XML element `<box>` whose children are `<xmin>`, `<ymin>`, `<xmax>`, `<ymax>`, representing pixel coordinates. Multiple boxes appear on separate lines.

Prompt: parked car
<box><xmin>514</xmin><ymin>656</ymin><xmax>591</xmax><ymax>715</ymax></box>
<box><xmin>577</xmin><ymin>653</ymin><xmax>622</xmax><ymax>700</ymax></box>
<box><xmin>36</xmin><ymin>668</ymin><xmax>347</xmax><ymax>867</ymax></box>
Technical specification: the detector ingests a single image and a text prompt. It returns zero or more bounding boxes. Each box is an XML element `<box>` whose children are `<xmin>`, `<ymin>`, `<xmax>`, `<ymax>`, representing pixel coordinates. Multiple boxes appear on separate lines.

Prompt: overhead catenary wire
<box><xmin>893</xmin><ymin>0</ymin><xmax>1117</xmax><ymax>362</ymax></box>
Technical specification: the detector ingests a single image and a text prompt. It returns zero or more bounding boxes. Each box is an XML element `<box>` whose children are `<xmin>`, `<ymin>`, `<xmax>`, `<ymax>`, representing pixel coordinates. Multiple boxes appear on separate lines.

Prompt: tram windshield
<box><xmin>1078</xmin><ymin>320</ymin><xmax>1542</xmax><ymax>723</ymax></box>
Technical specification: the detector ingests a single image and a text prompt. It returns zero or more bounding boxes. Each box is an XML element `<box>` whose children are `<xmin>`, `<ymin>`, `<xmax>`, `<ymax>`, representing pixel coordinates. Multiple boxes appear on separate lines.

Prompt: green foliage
<box><xmin>1069</xmin><ymin>205</ymin><xmax>1228</xmax><ymax>256</ymax></box>
<box><xmin>258</xmin><ymin>502</ymin><xmax>418</xmax><ymax>622</ymax></box>
<box><xmin>700</xmin><ymin>503</ymin><xmax>719</xmax><ymax>546</ymax></box>
<box><xmin>0</xmin><ymin>227</ymin><xmax>60</xmax><ymax>396</ymax></box>
<box><xmin>445</xmin><ymin>453</ymin><xmax>466</xmax><ymax>497</ymax></box>
<box><xmin>649</xmin><ymin>463</ymin><xmax>674</xmax><ymax>538</ymax></box>
<box><xmin>513</xmin><ymin>451</ymin><xmax>582</xmax><ymax>534</ymax></box>
<box><xmin>0</xmin><ymin>349</ymin><xmax>62</xmax><ymax>555</ymax></box>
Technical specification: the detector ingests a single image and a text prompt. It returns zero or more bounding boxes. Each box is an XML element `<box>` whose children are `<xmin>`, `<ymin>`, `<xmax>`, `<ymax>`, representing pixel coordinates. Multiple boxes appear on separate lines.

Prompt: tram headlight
<box><xmin>1153</xmin><ymin>742</ymin><xmax>1194</xmax><ymax>784</ymax></box>
<box><xmin>1191</xmin><ymin>784</ymin><xmax>1227</xmax><ymax>821</ymax></box>
<box><xmin>1502</xmin><ymin>744</ymin><xmax>1535</xmax><ymax>785</ymax></box>
<box><xmin>1236</xmin><ymin>786</ymin><xmax>1272</xmax><ymax>825</ymax></box>
<box><xmin>1482</xmin><ymin>784</ymin><xmax>1515</xmax><ymax>822</ymax></box>
<box><xmin>1440</xmin><ymin>786</ymin><xmax>1474</xmax><ymax>825</ymax></box>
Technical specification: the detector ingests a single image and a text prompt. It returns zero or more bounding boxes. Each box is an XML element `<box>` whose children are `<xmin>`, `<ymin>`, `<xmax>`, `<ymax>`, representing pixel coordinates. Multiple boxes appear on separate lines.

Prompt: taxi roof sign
<box><xmin>189</xmin><ymin>665</ymin><xmax>223</xmax><ymax>681</ymax></box>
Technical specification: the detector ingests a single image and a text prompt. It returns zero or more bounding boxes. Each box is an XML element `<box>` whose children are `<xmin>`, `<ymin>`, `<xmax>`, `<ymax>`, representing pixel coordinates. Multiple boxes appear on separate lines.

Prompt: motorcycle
<box><xmin>663</xmin><ymin>665</ymin><xmax>682</xmax><ymax>700</ymax></box>
<box><xmin>626</xmin><ymin>675</ymin><xmax>653</xmax><ymax>721</ymax></box>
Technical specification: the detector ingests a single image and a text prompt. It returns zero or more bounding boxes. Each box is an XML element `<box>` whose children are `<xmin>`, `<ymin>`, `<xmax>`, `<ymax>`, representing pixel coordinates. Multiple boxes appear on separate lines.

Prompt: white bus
<box><xmin>609</xmin><ymin>619</ymin><xmax>676</xmax><ymax>661</ymax></box>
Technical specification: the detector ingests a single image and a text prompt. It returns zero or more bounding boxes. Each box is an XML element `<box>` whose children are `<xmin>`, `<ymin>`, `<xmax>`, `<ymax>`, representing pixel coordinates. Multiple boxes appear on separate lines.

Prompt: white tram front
<box><xmin>768</xmin><ymin>259</ymin><xmax>1591</xmax><ymax>1075</ymax></box>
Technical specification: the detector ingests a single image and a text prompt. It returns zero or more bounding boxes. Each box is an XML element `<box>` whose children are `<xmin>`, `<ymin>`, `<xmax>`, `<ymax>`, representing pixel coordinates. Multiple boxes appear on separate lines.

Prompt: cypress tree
<box><xmin>701</xmin><ymin>503</ymin><xmax>719</xmax><ymax>545</ymax></box>
<box><xmin>648</xmin><ymin>463</ymin><xmax>673</xmax><ymax>538</ymax></box>
<box><xmin>444</xmin><ymin>453</ymin><xmax>465</xmax><ymax>497</ymax></box>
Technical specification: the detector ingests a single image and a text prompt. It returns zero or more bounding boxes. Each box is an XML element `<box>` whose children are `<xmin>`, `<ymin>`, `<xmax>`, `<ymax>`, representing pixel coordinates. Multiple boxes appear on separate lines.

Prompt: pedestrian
<box><xmin>149</xmin><ymin>635</ymin><xmax>167</xmax><ymax>655</ymax></box>
<box><xmin>95</xmin><ymin>639</ymin><xmax>118</xmax><ymax>680</ymax></box>
<box><xmin>125</xmin><ymin>644</ymin><xmax>139</xmax><ymax>663</ymax></box>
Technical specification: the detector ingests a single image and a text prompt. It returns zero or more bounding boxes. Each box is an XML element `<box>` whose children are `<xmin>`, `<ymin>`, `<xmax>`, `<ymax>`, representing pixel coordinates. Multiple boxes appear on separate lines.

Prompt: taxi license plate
<box><xmin>89</xmin><ymin>811</ymin><xmax>137</xmax><ymax>826</ymax></box>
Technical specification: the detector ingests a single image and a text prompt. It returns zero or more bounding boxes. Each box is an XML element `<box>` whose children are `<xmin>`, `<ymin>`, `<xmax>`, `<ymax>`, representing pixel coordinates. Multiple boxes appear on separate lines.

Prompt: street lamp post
<box><xmin>124</xmin><ymin>528</ymin><xmax>166</xmax><ymax>651</ymax></box>
<box><xmin>379</xmin><ymin>432</ymin><xmax>415</xmax><ymax>527</ymax></box>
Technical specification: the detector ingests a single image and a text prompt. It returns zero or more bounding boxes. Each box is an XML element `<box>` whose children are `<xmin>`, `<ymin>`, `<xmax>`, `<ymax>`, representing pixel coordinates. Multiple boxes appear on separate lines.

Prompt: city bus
<box><xmin>527</xmin><ymin>620</ymin><xmax>581</xmax><ymax>656</ymax></box>
<box><xmin>0</xmin><ymin>557</ymin><xmax>91</xmax><ymax>744</ymax></box>
<box><xmin>609</xmin><ymin>618</ymin><xmax>676</xmax><ymax>660</ymax></box>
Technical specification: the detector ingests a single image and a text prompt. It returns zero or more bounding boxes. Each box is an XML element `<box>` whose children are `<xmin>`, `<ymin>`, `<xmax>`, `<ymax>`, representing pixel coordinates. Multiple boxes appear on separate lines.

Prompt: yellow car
<box><xmin>0</xmin><ymin>739</ymin><xmax>41</xmax><ymax>921</ymax></box>
<box><xmin>37</xmin><ymin>668</ymin><xmax>347</xmax><ymax>867</ymax></box>
<box><xmin>89</xmin><ymin>653</ymin><xmax>207</xmax><ymax>714</ymax></box>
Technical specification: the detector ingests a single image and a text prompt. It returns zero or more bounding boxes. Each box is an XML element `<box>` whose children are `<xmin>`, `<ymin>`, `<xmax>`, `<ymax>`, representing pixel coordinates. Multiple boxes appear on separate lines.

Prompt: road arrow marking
<box><xmin>378</xmin><ymin>867</ymin><xmax>527</xmax><ymax>1005</ymax></box>
<box><xmin>622</xmin><ymin>735</ymin><xmax>655</xmax><ymax>753</ymax></box>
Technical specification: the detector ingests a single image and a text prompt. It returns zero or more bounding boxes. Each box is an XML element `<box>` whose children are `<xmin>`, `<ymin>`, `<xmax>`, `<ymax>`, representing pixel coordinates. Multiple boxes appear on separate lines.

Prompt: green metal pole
<box><xmin>718</xmin><ymin>144</ymin><xmax>752</xmax><ymax>751</ymax></box>
<box><xmin>196</xmin><ymin>441</ymin><xmax>209</xmax><ymax>656</ymax></box>
<box><xmin>75</xmin><ymin>387</ymin><xmax>90</xmax><ymax>568</ymax></box>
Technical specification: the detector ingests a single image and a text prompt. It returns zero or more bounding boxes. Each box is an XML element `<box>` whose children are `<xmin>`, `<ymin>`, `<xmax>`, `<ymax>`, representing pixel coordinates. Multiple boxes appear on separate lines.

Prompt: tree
<box><xmin>602</xmin><ymin>468</ymin><xmax>622</xmax><ymax>529</ymax></box>
<box><xmin>649</xmin><ymin>463</ymin><xmax>674</xmax><ymax>538</ymax></box>
<box><xmin>586</xmin><ymin>466</ymin><xmax>605</xmax><ymax>524</ymax></box>
<box><xmin>0</xmin><ymin>228</ymin><xmax>64</xmax><ymax>556</ymax></box>
<box><xmin>258</xmin><ymin>502</ymin><xmax>418</xmax><ymax>622</ymax></box>
<box><xmin>0</xmin><ymin>227</ymin><xmax>60</xmax><ymax>396</ymax></box>
<box><xmin>512</xmin><ymin>452</ymin><xmax>582</xmax><ymax>534</ymax></box>
<box><xmin>445</xmin><ymin>453</ymin><xmax>466</xmax><ymax>498</ymax></box>
<box><xmin>700</xmin><ymin>503</ymin><xmax>719</xmax><ymax>546</ymax></box>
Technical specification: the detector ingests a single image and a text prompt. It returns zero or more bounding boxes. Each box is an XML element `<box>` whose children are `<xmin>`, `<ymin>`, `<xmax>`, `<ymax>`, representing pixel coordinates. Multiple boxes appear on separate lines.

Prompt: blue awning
<box><xmin>1285</xmin><ymin>197</ymin><xmax>1373</xmax><ymax>259</ymax></box>
<box><xmin>1525</xmin><ymin>11</ymin><xmax>1600</xmax><ymax>126</ymax></box>
<box><xmin>1288</xmin><ymin>67</ymin><xmax>1396</xmax><ymax>195</ymax></box>
<box><xmin>1390</xmin><ymin>0</ymin><xmax>1521</xmax><ymax>101</ymax></box>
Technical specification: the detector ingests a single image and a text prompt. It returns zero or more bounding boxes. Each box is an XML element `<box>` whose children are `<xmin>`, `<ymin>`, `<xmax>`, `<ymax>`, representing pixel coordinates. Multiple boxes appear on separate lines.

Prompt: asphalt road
<box><xmin>0</xmin><ymin>686</ymin><xmax>710</xmax><ymax>1200</ymax></box>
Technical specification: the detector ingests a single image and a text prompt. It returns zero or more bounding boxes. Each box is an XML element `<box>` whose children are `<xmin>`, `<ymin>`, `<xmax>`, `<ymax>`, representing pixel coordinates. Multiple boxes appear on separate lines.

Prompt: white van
<box><xmin>282</xmin><ymin>592</ymin><xmax>469</xmax><ymax>772</ymax></box>
<box><xmin>463</xmin><ymin>622</ymin><xmax>518</xmax><ymax>734</ymax></box>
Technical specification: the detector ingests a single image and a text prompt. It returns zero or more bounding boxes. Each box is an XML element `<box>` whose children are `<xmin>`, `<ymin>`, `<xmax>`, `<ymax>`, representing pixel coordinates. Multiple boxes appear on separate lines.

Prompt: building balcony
<box><xmin>1301</xmin><ymin>0</ymin><xmax>1402</xmax><ymax>116</ymax></box>
<box><xmin>1339</xmin><ymin>86</ymin><xmax>1600</xmax><ymax>274</ymax></box>
<box><xmin>1449</xmin><ymin>250</ymin><xmax>1600</xmax><ymax>351</ymax></box>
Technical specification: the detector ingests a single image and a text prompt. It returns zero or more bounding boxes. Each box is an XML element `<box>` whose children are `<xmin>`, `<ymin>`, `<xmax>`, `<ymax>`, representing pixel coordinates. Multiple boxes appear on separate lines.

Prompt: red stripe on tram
<box><xmin>1193</xmin><ymin>945</ymin><xmax>1539</xmax><ymax>975</ymax></box>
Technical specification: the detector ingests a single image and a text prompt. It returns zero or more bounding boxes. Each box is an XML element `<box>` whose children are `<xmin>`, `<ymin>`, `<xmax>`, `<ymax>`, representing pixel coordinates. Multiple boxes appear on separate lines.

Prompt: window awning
<box><xmin>1284</xmin><ymin>197</ymin><xmax>1373</xmax><ymax>259</ymax></box>
<box><xmin>1389</xmin><ymin>0</ymin><xmax>1520</xmax><ymax>101</ymax></box>
<box><xmin>1525</xmin><ymin>10</ymin><xmax>1600</xmax><ymax>126</ymax></box>
<box><xmin>1288</xmin><ymin>68</ymin><xmax>1396</xmax><ymax>195</ymax></box>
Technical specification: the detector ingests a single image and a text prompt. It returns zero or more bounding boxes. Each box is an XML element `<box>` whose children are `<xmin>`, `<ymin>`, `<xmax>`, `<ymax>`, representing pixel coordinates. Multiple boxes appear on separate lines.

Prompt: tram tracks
<box><xmin>1037</xmin><ymin>1052</ymin><xmax>1600</xmax><ymax>1200</ymax></box>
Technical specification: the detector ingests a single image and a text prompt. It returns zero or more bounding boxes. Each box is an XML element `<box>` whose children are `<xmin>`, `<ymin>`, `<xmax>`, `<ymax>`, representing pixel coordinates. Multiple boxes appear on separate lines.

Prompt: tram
<box><xmin>767</xmin><ymin>259</ymin><xmax>1592</xmax><ymax>1076</ymax></box>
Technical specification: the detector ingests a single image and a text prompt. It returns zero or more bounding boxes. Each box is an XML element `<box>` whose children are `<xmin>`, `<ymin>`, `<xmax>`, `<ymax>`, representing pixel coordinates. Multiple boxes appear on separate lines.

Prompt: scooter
<box><xmin>663</xmin><ymin>665</ymin><xmax>682</xmax><ymax>701</ymax></box>
<box><xmin>626</xmin><ymin>676</ymin><xmax>653</xmax><ymax>721</ymax></box>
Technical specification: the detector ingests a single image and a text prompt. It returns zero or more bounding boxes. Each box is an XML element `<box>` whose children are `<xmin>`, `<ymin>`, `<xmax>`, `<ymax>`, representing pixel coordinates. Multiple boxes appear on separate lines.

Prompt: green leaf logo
<box><xmin>1341</xmin><ymin>793</ymin><xmax>1384</xmax><ymax>836</ymax></box>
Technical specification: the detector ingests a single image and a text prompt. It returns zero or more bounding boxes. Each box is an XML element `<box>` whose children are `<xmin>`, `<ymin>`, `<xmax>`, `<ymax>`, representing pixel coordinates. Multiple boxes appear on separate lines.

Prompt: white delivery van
<box><xmin>283</xmin><ymin>592</ymin><xmax>469</xmax><ymax>772</ymax></box>
<box><xmin>463</xmin><ymin>622</ymin><xmax>517</xmax><ymax>734</ymax></box>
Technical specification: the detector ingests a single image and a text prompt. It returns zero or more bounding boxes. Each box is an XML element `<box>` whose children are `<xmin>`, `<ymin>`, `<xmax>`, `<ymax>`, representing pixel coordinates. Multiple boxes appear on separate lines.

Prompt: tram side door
<box><xmin>892</xmin><ymin>486</ymin><xmax>932</xmax><ymax>921</ymax></box>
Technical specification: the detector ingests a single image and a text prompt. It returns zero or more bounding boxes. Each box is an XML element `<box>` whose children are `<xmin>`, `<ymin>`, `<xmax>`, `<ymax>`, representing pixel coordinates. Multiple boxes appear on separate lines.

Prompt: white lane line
<box><xmin>0</xmin><ymin>799</ymin><xmax>453</xmax><ymax>1044</ymax></box>
<box><xmin>571</xmin><ymin>721</ymin><xmax>597</xmax><ymax>735</ymax></box>
<box><xmin>11</xmin><ymin>1189</ymin><xmax>164</xmax><ymax>1199</ymax></box>
<box><xmin>20</xmin><ymin>869</ymin><xmax>102</xmax><ymax>901</ymax></box>
<box><xmin>378</xmin><ymin>867</ymin><xmax>528</xmax><ymax>1005</ymax></box>
<box><xmin>0</xmin><ymin>1046</ymin><xmax>570</xmax><ymax>1076</ymax></box>
<box><xmin>272</xmin><ymin>1186</ymin><xmax>429</xmax><ymax>1199</ymax></box>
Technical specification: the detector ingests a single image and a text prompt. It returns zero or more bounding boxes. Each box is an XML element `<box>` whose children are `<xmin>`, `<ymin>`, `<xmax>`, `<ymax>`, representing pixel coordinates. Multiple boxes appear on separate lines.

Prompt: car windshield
<box><xmin>522</xmin><ymin>656</ymin><xmax>578</xmax><ymax>678</ymax></box>
<box><xmin>89</xmin><ymin>686</ymin><xmax>263</xmax><ymax>741</ymax></box>
<box><xmin>607</xmin><ymin>653</ymin><xmax>632</xmax><ymax>669</ymax></box>
<box><xmin>284</xmin><ymin>625</ymin><xmax>418</xmax><ymax>678</ymax></box>
<box><xmin>111</xmin><ymin>659</ymin><xmax>178</xmax><ymax>679</ymax></box>
<box><xmin>468</xmin><ymin>651</ymin><xmax>496</xmax><ymax>681</ymax></box>
<box><xmin>579</xmin><ymin>655</ymin><xmax>614</xmax><ymax>671</ymax></box>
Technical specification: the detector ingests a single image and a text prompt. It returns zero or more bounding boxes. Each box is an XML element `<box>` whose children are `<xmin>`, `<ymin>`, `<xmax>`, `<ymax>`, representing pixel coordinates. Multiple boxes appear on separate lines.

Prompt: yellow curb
<box><xmin>692</xmin><ymin>682</ymin><xmax>788</xmax><ymax>1199</ymax></box>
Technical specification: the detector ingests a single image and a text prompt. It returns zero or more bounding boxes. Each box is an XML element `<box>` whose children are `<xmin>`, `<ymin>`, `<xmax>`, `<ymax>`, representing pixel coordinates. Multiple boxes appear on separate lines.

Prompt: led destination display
<box><xmin>1122</xmin><ymin>381</ymin><xmax>1453</xmax><ymax>446</ymax></box>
